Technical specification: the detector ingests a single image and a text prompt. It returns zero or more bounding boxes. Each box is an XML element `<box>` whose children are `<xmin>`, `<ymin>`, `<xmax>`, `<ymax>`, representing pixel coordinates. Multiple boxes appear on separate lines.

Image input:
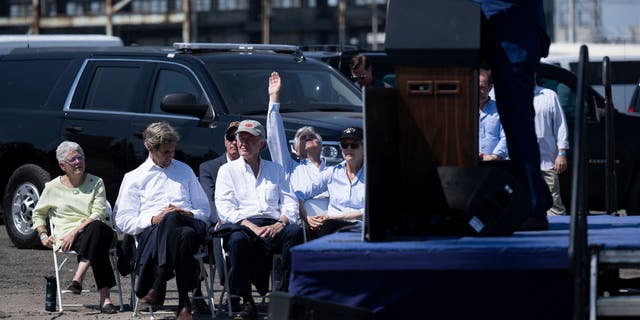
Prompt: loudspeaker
<box><xmin>385</xmin><ymin>0</ymin><xmax>481</xmax><ymax>67</ymax></box>
<box><xmin>436</xmin><ymin>166</ymin><xmax>531</xmax><ymax>236</ymax></box>
<box><xmin>269</xmin><ymin>292</ymin><xmax>373</xmax><ymax>320</ymax></box>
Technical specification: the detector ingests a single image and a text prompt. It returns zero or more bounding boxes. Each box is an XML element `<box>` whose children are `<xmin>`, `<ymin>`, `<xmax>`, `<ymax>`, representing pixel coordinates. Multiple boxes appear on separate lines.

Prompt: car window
<box><xmin>0</xmin><ymin>59</ymin><xmax>70</xmax><ymax>110</ymax></box>
<box><xmin>151</xmin><ymin>68</ymin><xmax>202</xmax><ymax>115</ymax></box>
<box><xmin>208</xmin><ymin>67</ymin><xmax>362</xmax><ymax>115</ymax></box>
<box><xmin>84</xmin><ymin>66</ymin><xmax>142</xmax><ymax>112</ymax></box>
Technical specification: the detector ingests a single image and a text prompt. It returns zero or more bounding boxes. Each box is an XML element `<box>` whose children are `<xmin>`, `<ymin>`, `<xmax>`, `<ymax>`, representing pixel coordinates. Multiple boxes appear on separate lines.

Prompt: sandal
<box><xmin>100</xmin><ymin>303</ymin><xmax>118</xmax><ymax>314</ymax></box>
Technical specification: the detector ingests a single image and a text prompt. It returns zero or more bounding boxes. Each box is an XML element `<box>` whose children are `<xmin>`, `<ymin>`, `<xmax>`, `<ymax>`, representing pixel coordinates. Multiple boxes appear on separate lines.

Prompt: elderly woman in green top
<box><xmin>32</xmin><ymin>141</ymin><xmax>118</xmax><ymax>314</ymax></box>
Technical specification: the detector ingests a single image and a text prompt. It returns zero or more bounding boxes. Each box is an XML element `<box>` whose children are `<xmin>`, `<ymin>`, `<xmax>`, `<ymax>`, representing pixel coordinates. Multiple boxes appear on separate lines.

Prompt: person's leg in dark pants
<box><xmin>72</xmin><ymin>220</ymin><xmax>116</xmax><ymax>307</ymax></box>
<box><xmin>153</xmin><ymin>212</ymin><xmax>203</xmax><ymax>315</ymax></box>
<box><xmin>269</xmin><ymin>223</ymin><xmax>304</xmax><ymax>292</ymax></box>
<box><xmin>224</xmin><ymin>228</ymin><xmax>259</xmax><ymax>319</ymax></box>
<box><xmin>484</xmin><ymin>7</ymin><xmax>552</xmax><ymax>224</ymax></box>
<box><xmin>225</xmin><ymin>229</ymin><xmax>254</xmax><ymax>301</ymax></box>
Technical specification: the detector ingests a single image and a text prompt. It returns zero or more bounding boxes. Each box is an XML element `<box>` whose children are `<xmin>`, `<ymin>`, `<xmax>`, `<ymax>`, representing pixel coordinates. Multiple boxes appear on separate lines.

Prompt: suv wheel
<box><xmin>3</xmin><ymin>164</ymin><xmax>50</xmax><ymax>248</ymax></box>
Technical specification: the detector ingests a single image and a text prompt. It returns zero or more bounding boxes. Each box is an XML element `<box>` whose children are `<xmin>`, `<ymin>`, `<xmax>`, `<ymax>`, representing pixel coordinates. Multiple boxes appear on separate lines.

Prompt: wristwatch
<box><xmin>277</xmin><ymin>220</ymin><xmax>287</xmax><ymax>226</ymax></box>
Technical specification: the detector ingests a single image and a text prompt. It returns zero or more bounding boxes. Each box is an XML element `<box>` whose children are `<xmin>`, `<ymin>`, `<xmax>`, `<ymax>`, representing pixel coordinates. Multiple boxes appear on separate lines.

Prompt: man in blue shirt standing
<box><xmin>478</xmin><ymin>68</ymin><xmax>508</xmax><ymax>161</ymax></box>
<box><xmin>480</xmin><ymin>0</ymin><xmax>552</xmax><ymax>230</ymax></box>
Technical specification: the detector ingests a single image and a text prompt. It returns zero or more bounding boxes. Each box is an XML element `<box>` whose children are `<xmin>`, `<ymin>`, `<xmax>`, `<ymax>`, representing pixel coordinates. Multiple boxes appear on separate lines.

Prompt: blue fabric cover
<box><xmin>290</xmin><ymin>216</ymin><xmax>640</xmax><ymax>319</ymax></box>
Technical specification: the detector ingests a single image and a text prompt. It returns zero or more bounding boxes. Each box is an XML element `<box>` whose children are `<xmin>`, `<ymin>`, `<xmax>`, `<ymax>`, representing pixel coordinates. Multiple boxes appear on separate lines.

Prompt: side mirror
<box><xmin>161</xmin><ymin>93</ymin><xmax>208</xmax><ymax>118</ymax></box>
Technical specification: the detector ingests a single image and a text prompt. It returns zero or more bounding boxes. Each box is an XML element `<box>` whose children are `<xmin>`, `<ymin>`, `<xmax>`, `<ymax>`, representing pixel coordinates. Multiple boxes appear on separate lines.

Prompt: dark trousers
<box><xmin>484</xmin><ymin>6</ymin><xmax>552</xmax><ymax>217</ymax></box>
<box><xmin>71</xmin><ymin>220</ymin><xmax>116</xmax><ymax>290</ymax></box>
<box><xmin>224</xmin><ymin>217</ymin><xmax>303</xmax><ymax>299</ymax></box>
<box><xmin>137</xmin><ymin>212</ymin><xmax>205</xmax><ymax>299</ymax></box>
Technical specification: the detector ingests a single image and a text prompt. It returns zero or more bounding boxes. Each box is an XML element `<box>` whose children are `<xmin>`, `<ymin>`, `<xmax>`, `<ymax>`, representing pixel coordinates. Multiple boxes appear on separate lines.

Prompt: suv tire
<box><xmin>3</xmin><ymin>164</ymin><xmax>51</xmax><ymax>249</ymax></box>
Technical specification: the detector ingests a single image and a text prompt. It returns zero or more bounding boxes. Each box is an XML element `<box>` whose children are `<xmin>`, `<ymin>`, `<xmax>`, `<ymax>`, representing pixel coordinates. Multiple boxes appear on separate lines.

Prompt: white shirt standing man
<box><xmin>533</xmin><ymin>84</ymin><xmax>570</xmax><ymax>215</ymax></box>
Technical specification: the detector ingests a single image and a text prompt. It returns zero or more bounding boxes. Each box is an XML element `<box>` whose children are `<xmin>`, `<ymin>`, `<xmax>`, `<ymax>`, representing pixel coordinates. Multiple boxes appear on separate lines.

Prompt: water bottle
<box><xmin>45</xmin><ymin>276</ymin><xmax>56</xmax><ymax>312</ymax></box>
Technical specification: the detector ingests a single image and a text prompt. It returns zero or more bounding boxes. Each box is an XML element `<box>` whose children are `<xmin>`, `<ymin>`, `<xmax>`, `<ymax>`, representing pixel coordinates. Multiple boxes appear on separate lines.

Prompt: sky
<box><xmin>602</xmin><ymin>1</ymin><xmax>640</xmax><ymax>29</ymax></box>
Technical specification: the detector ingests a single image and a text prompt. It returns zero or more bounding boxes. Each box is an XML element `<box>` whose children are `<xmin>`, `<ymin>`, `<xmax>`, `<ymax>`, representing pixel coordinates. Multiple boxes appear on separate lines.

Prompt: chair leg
<box><xmin>194</xmin><ymin>251</ymin><xmax>217</xmax><ymax>320</ymax></box>
<box><xmin>109</xmin><ymin>249</ymin><xmax>125</xmax><ymax>312</ymax></box>
<box><xmin>52</xmin><ymin>249</ymin><xmax>64</xmax><ymax>313</ymax></box>
<box><xmin>219</xmin><ymin>243</ymin><xmax>233</xmax><ymax>318</ymax></box>
<box><xmin>200</xmin><ymin>262</ymin><xmax>216</xmax><ymax>320</ymax></box>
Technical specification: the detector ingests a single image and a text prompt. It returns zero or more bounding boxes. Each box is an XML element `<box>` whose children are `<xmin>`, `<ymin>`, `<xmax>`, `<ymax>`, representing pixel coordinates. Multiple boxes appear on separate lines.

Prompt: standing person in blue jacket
<box><xmin>478</xmin><ymin>67</ymin><xmax>508</xmax><ymax>161</ymax></box>
<box><xmin>479</xmin><ymin>0</ymin><xmax>552</xmax><ymax>230</ymax></box>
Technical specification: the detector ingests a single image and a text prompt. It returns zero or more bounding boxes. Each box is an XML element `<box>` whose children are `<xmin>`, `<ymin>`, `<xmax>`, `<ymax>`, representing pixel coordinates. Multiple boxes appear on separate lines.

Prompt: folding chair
<box><xmin>214</xmin><ymin>224</ymin><xmax>286</xmax><ymax>318</ymax></box>
<box><xmin>49</xmin><ymin>202</ymin><xmax>125</xmax><ymax>313</ymax></box>
<box><xmin>130</xmin><ymin>238</ymin><xmax>217</xmax><ymax>320</ymax></box>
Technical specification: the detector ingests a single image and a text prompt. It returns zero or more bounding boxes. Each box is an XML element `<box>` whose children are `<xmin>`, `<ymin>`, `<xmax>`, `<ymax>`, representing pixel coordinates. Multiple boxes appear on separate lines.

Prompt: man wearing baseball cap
<box><xmin>194</xmin><ymin>121</ymin><xmax>240</xmax><ymax>314</ymax></box>
<box><xmin>199</xmin><ymin>121</ymin><xmax>241</xmax><ymax>219</ymax></box>
<box><xmin>215</xmin><ymin>119</ymin><xmax>303</xmax><ymax>320</ymax></box>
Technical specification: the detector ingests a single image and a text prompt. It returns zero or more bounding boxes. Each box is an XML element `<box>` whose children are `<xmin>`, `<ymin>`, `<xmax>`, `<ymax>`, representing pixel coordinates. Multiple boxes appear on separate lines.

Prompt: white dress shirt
<box><xmin>114</xmin><ymin>157</ymin><xmax>211</xmax><ymax>235</ymax></box>
<box><xmin>215</xmin><ymin>157</ymin><xmax>299</xmax><ymax>224</ymax></box>
<box><xmin>266</xmin><ymin>101</ymin><xmax>328</xmax><ymax>199</ymax></box>
<box><xmin>533</xmin><ymin>86</ymin><xmax>570</xmax><ymax>171</ymax></box>
<box><xmin>297</xmin><ymin>161</ymin><xmax>365</xmax><ymax>217</ymax></box>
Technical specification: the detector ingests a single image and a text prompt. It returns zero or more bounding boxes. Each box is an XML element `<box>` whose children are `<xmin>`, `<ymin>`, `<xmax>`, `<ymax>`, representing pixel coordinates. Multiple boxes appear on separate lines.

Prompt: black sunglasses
<box><xmin>225</xmin><ymin>133</ymin><xmax>236</xmax><ymax>141</ymax></box>
<box><xmin>340</xmin><ymin>142</ymin><xmax>361</xmax><ymax>149</ymax></box>
<box><xmin>351</xmin><ymin>75</ymin><xmax>366</xmax><ymax>80</ymax></box>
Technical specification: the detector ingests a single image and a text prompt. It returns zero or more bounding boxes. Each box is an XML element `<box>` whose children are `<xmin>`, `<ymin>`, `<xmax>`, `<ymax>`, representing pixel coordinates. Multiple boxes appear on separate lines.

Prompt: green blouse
<box><xmin>32</xmin><ymin>173</ymin><xmax>108</xmax><ymax>251</ymax></box>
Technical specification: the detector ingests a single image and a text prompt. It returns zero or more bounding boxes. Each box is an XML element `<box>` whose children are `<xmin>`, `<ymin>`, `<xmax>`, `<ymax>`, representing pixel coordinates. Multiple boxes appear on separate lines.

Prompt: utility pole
<box><xmin>262</xmin><ymin>0</ymin><xmax>270</xmax><ymax>44</ymax></box>
<box><xmin>31</xmin><ymin>0</ymin><xmax>40</xmax><ymax>34</ymax></box>
<box><xmin>338</xmin><ymin>0</ymin><xmax>346</xmax><ymax>50</ymax></box>
<box><xmin>106</xmin><ymin>0</ymin><xmax>113</xmax><ymax>36</ymax></box>
<box><xmin>568</xmin><ymin>0</ymin><xmax>575</xmax><ymax>43</ymax></box>
<box><xmin>182</xmin><ymin>0</ymin><xmax>191</xmax><ymax>42</ymax></box>
<box><xmin>371</xmin><ymin>0</ymin><xmax>378</xmax><ymax>50</ymax></box>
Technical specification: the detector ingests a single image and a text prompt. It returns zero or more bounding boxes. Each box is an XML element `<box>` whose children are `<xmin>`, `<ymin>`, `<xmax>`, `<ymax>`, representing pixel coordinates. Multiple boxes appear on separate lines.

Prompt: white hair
<box><xmin>56</xmin><ymin>141</ymin><xmax>83</xmax><ymax>164</ymax></box>
<box><xmin>293</xmin><ymin>126</ymin><xmax>322</xmax><ymax>157</ymax></box>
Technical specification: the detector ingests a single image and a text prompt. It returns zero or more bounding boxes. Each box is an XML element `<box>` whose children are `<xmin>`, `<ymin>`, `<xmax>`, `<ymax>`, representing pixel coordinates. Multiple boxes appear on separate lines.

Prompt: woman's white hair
<box><xmin>56</xmin><ymin>141</ymin><xmax>83</xmax><ymax>164</ymax></box>
<box><xmin>293</xmin><ymin>126</ymin><xmax>322</xmax><ymax>157</ymax></box>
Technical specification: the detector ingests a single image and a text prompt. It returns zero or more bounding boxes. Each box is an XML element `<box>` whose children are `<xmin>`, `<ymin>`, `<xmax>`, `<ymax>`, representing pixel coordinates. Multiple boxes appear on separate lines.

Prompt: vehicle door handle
<box><xmin>65</xmin><ymin>126</ymin><xmax>83</xmax><ymax>133</ymax></box>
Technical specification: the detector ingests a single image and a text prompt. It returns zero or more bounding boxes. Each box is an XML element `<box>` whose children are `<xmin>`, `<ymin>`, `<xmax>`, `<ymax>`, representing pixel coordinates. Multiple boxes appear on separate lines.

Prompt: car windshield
<box><xmin>207</xmin><ymin>67</ymin><xmax>362</xmax><ymax>115</ymax></box>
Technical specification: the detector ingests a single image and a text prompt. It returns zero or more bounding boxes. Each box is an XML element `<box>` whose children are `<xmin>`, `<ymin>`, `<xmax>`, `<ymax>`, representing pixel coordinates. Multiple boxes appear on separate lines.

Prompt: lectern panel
<box><xmin>395</xmin><ymin>66</ymin><xmax>478</xmax><ymax>167</ymax></box>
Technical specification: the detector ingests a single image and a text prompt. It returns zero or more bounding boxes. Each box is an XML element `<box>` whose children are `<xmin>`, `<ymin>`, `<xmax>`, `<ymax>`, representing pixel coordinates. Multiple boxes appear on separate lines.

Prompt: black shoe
<box><xmin>233</xmin><ymin>301</ymin><xmax>257</xmax><ymax>320</ymax></box>
<box><xmin>67</xmin><ymin>280</ymin><xmax>82</xmax><ymax>294</ymax></box>
<box><xmin>100</xmin><ymin>303</ymin><xmax>118</xmax><ymax>314</ymax></box>
<box><xmin>518</xmin><ymin>216</ymin><xmax>549</xmax><ymax>231</ymax></box>
<box><xmin>191</xmin><ymin>297</ymin><xmax>211</xmax><ymax>315</ymax></box>
<box><xmin>140</xmin><ymin>288</ymin><xmax>164</xmax><ymax>307</ymax></box>
<box><xmin>226</xmin><ymin>296</ymin><xmax>242</xmax><ymax>313</ymax></box>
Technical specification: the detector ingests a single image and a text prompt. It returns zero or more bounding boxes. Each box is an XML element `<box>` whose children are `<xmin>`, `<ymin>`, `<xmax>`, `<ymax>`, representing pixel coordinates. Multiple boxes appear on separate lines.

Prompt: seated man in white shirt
<box><xmin>215</xmin><ymin>119</ymin><xmax>303</xmax><ymax>320</ymax></box>
<box><xmin>115</xmin><ymin>122</ymin><xmax>211</xmax><ymax>320</ymax></box>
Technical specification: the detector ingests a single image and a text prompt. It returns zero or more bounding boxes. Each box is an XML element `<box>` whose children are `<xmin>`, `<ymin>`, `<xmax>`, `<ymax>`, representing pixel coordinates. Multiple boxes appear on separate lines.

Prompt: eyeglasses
<box><xmin>225</xmin><ymin>133</ymin><xmax>236</xmax><ymax>142</ymax></box>
<box><xmin>64</xmin><ymin>155</ymin><xmax>84</xmax><ymax>164</ymax></box>
<box><xmin>351</xmin><ymin>75</ymin><xmax>366</xmax><ymax>81</ymax></box>
<box><xmin>340</xmin><ymin>142</ymin><xmax>361</xmax><ymax>149</ymax></box>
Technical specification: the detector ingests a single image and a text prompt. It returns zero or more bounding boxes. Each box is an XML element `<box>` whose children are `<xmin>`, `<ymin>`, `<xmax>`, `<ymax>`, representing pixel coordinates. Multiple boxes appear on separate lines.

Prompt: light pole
<box><xmin>370</xmin><ymin>0</ymin><xmax>378</xmax><ymax>50</ymax></box>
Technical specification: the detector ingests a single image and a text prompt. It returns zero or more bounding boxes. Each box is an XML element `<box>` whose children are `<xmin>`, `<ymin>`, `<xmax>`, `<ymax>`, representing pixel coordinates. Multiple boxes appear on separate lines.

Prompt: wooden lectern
<box><xmin>364</xmin><ymin>0</ymin><xmax>482</xmax><ymax>241</ymax></box>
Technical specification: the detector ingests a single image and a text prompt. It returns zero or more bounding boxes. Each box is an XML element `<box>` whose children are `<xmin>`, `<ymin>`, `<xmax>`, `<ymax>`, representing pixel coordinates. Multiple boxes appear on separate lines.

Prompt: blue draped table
<box><xmin>290</xmin><ymin>215</ymin><xmax>640</xmax><ymax>319</ymax></box>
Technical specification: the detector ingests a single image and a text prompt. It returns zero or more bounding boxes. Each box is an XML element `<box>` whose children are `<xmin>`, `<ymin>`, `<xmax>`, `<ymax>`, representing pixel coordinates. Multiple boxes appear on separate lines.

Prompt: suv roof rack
<box><xmin>172</xmin><ymin>42</ymin><xmax>305</xmax><ymax>60</ymax></box>
<box><xmin>299</xmin><ymin>44</ymin><xmax>359</xmax><ymax>52</ymax></box>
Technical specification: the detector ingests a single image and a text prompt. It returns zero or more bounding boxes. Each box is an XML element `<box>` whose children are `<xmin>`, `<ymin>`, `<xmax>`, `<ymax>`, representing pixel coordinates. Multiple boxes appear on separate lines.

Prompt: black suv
<box><xmin>0</xmin><ymin>43</ymin><xmax>363</xmax><ymax>248</ymax></box>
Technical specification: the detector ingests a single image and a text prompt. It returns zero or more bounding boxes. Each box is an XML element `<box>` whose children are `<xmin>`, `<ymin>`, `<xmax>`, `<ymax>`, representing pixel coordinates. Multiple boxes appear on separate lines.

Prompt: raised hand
<box><xmin>268</xmin><ymin>71</ymin><xmax>281</xmax><ymax>103</ymax></box>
